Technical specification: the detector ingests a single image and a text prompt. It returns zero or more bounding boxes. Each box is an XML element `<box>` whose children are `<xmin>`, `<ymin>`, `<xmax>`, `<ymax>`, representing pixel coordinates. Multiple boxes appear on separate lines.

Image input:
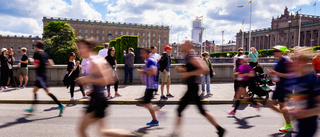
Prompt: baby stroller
<box><xmin>247</xmin><ymin>66</ymin><xmax>274</xmax><ymax>100</ymax></box>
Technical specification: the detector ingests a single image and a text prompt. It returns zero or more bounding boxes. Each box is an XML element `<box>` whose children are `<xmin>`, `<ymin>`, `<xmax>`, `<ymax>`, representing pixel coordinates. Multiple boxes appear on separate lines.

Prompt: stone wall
<box><xmin>5</xmin><ymin>63</ymin><xmax>278</xmax><ymax>86</ymax></box>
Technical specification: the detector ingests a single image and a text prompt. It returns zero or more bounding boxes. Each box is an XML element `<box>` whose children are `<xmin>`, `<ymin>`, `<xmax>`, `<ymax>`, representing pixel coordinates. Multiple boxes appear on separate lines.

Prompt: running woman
<box><xmin>137</xmin><ymin>48</ymin><xmax>161</xmax><ymax>126</ymax></box>
<box><xmin>267</xmin><ymin>45</ymin><xmax>293</xmax><ymax>132</ymax></box>
<box><xmin>25</xmin><ymin>40</ymin><xmax>65</xmax><ymax>115</ymax></box>
<box><xmin>172</xmin><ymin>40</ymin><xmax>225</xmax><ymax>137</ymax></box>
<box><xmin>286</xmin><ymin>47</ymin><xmax>320</xmax><ymax>137</ymax></box>
<box><xmin>76</xmin><ymin>38</ymin><xmax>134</xmax><ymax>137</ymax></box>
<box><xmin>229</xmin><ymin>55</ymin><xmax>261</xmax><ymax>115</ymax></box>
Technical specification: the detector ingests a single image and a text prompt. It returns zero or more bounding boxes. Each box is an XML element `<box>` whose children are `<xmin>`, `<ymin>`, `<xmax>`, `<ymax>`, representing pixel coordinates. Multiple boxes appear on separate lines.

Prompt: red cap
<box><xmin>164</xmin><ymin>45</ymin><xmax>172</xmax><ymax>51</ymax></box>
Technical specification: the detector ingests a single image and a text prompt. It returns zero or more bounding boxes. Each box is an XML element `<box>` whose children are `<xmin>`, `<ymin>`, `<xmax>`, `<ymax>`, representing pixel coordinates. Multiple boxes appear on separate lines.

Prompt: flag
<box><xmin>294</xmin><ymin>8</ymin><xmax>301</xmax><ymax>18</ymax></box>
<box><xmin>314</xmin><ymin>2</ymin><xmax>316</xmax><ymax>6</ymax></box>
<box><xmin>237</xmin><ymin>1</ymin><xmax>252</xmax><ymax>8</ymax></box>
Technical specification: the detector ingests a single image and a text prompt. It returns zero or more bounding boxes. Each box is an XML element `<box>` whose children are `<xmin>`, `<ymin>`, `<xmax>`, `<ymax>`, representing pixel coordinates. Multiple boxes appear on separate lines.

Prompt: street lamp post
<box><xmin>222</xmin><ymin>31</ymin><xmax>224</xmax><ymax>53</ymax></box>
<box><xmin>288</xmin><ymin>20</ymin><xmax>291</xmax><ymax>48</ymax></box>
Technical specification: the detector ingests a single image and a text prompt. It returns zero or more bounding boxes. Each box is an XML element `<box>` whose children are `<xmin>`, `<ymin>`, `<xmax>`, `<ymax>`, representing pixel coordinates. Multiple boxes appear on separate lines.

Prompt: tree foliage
<box><xmin>42</xmin><ymin>21</ymin><xmax>78</xmax><ymax>64</ymax></box>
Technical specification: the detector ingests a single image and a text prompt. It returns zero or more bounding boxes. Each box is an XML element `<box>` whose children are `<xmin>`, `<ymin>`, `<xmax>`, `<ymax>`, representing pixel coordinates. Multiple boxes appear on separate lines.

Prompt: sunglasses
<box><xmin>273</xmin><ymin>50</ymin><xmax>281</xmax><ymax>52</ymax></box>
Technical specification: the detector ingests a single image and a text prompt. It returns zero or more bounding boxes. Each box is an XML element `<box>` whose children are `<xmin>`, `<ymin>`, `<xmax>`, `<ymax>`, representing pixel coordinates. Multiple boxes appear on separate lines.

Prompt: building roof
<box><xmin>43</xmin><ymin>17</ymin><xmax>170</xmax><ymax>30</ymax></box>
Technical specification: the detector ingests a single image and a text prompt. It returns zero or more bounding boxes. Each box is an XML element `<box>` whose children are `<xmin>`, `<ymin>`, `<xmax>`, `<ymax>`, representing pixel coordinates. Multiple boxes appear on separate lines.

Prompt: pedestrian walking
<box><xmin>98</xmin><ymin>43</ymin><xmax>109</xmax><ymax>58</ymax></box>
<box><xmin>124</xmin><ymin>48</ymin><xmax>135</xmax><ymax>85</ymax></box>
<box><xmin>105</xmin><ymin>47</ymin><xmax>121</xmax><ymax>98</ymax></box>
<box><xmin>159</xmin><ymin>45</ymin><xmax>174</xmax><ymax>100</ymax></box>
<box><xmin>7</xmin><ymin>48</ymin><xmax>15</xmax><ymax>87</ymax></box>
<box><xmin>75</xmin><ymin>38</ymin><xmax>134</xmax><ymax>137</ymax></box>
<box><xmin>312</xmin><ymin>50</ymin><xmax>320</xmax><ymax>83</ymax></box>
<box><xmin>137</xmin><ymin>48</ymin><xmax>161</xmax><ymax>126</ymax></box>
<box><xmin>150</xmin><ymin>46</ymin><xmax>161</xmax><ymax>95</ymax></box>
<box><xmin>19</xmin><ymin>47</ymin><xmax>29</xmax><ymax>88</ymax></box>
<box><xmin>67</xmin><ymin>52</ymin><xmax>88</xmax><ymax>100</ymax></box>
<box><xmin>24</xmin><ymin>40</ymin><xmax>65</xmax><ymax>115</ymax></box>
<box><xmin>0</xmin><ymin>48</ymin><xmax>9</xmax><ymax>90</ymax></box>
<box><xmin>229</xmin><ymin>55</ymin><xmax>262</xmax><ymax>115</ymax></box>
<box><xmin>286</xmin><ymin>47</ymin><xmax>320</xmax><ymax>137</ymax></box>
<box><xmin>248</xmin><ymin>47</ymin><xmax>259</xmax><ymax>68</ymax></box>
<box><xmin>267</xmin><ymin>45</ymin><xmax>293</xmax><ymax>132</ymax></box>
<box><xmin>201</xmin><ymin>51</ymin><xmax>214</xmax><ymax>96</ymax></box>
<box><xmin>171</xmin><ymin>40</ymin><xmax>225</xmax><ymax>137</ymax></box>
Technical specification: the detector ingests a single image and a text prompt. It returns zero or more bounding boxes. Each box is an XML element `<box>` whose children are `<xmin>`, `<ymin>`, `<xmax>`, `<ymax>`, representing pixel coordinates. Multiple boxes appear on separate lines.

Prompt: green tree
<box><xmin>42</xmin><ymin>21</ymin><xmax>78</xmax><ymax>64</ymax></box>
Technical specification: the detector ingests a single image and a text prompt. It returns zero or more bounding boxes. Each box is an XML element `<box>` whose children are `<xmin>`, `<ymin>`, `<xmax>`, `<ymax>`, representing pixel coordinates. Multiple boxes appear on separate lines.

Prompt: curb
<box><xmin>0</xmin><ymin>99</ymin><xmax>267</xmax><ymax>105</ymax></box>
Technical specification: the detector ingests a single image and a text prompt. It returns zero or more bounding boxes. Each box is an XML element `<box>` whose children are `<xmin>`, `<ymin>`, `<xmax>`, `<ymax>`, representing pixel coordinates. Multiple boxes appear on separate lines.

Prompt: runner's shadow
<box><xmin>269</xmin><ymin>131</ymin><xmax>296</xmax><ymax>137</ymax></box>
<box><xmin>2</xmin><ymin>89</ymin><xmax>17</xmax><ymax>92</ymax></box>
<box><xmin>0</xmin><ymin>114</ymin><xmax>59</xmax><ymax>129</ymax></box>
<box><xmin>43</xmin><ymin>107</ymin><xmax>59</xmax><ymax>112</ymax></box>
<box><xmin>133</xmin><ymin>125</ymin><xmax>164</xmax><ymax>136</ymax></box>
<box><xmin>230</xmin><ymin>115</ymin><xmax>261</xmax><ymax>129</ymax></box>
<box><xmin>230</xmin><ymin>104</ymin><xmax>249</xmax><ymax>110</ymax></box>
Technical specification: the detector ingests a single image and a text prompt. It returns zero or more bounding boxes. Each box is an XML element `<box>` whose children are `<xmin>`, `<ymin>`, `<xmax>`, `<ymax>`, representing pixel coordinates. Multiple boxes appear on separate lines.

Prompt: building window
<box><xmin>164</xmin><ymin>34</ymin><xmax>167</xmax><ymax>38</ymax></box>
<box><xmin>143</xmin><ymin>33</ymin><xmax>145</xmax><ymax>36</ymax></box>
<box><xmin>121</xmin><ymin>31</ymin><xmax>123</xmax><ymax>35</ymax></box>
<box><xmin>115</xmin><ymin>31</ymin><xmax>118</xmax><ymax>35</ymax></box>
<box><xmin>143</xmin><ymin>39</ymin><xmax>145</xmax><ymax>43</ymax></box>
<box><xmin>126</xmin><ymin>31</ymin><xmax>129</xmax><ymax>35</ymax></box>
<box><xmin>85</xmin><ymin>29</ymin><xmax>88</xmax><ymax>33</ymax></box>
<box><xmin>108</xmin><ymin>37</ymin><xmax>111</xmax><ymax>41</ymax></box>
<box><xmin>164</xmin><ymin>40</ymin><xmax>167</xmax><ymax>43</ymax></box>
<box><xmin>18</xmin><ymin>43</ymin><xmax>21</xmax><ymax>49</ymax></box>
<box><xmin>153</xmin><ymin>39</ymin><xmax>155</xmax><ymax>43</ymax></box>
<box><xmin>96</xmin><ymin>36</ymin><xmax>99</xmax><ymax>40</ymax></box>
<box><xmin>79</xmin><ymin>29</ymin><xmax>82</xmax><ymax>33</ymax></box>
<box><xmin>91</xmin><ymin>29</ymin><xmax>93</xmax><ymax>33</ymax></box>
<box><xmin>102</xmin><ymin>36</ymin><xmax>105</xmax><ymax>41</ymax></box>
<box><xmin>153</xmin><ymin>33</ymin><xmax>155</xmax><ymax>37</ymax></box>
<box><xmin>132</xmin><ymin>32</ymin><xmax>134</xmax><ymax>35</ymax></box>
<box><xmin>25</xmin><ymin>43</ymin><xmax>28</xmax><ymax>47</ymax></box>
<box><xmin>102</xmin><ymin>30</ymin><xmax>105</xmax><ymax>34</ymax></box>
<box><xmin>138</xmin><ymin>32</ymin><xmax>140</xmax><ymax>36</ymax></box>
<box><xmin>10</xmin><ymin>42</ymin><xmax>13</xmax><ymax>47</ymax></box>
<box><xmin>3</xmin><ymin>42</ymin><xmax>6</xmax><ymax>47</ymax></box>
<box><xmin>109</xmin><ymin>30</ymin><xmax>111</xmax><ymax>34</ymax></box>
<box><xmin>159</xmin><ymin>34</ymin><xmax>161</xmax><ymax>38</ymax></box>
<box><xmin>91</xmin><ymin>36</ymin><xmax>93</xmax><ymax>39</ymax></box>
<box><xmin>97</xmin><ymin>30</ymin><xmax>99</xmax><ymax>34</ymax></box>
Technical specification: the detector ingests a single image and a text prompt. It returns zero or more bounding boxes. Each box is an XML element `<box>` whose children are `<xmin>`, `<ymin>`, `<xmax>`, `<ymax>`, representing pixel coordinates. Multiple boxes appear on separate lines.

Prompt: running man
<box><xmin>172</xmin><ymin>40</ymin><xmax>225</xmax><ymax>137</ymax></box>
<box><xmin>76</xmin><ymin>38</ymin><xmax>134</xmax><ymax>137</ymax></box>
<box><xmin>137</xmin><ymin>48</ymin><xmax>161</xmax><ymax>126</ymax></box>
<box><xmin>267</xmin><ymin>45</ymin><xmax>293</xmax><ymax>132</ymax></box>
<box><xmin>25</xmin><ymin>40</ymin><xmax>65</xmax><ymax>115</ymax></box>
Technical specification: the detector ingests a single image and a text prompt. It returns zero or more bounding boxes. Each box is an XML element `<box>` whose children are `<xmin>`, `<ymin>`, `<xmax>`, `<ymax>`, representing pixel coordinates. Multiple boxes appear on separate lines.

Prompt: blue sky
<box><xmin>0</xmin><ymin>0</ymin><xmax>319</xmax><ymax>44</ymax></box>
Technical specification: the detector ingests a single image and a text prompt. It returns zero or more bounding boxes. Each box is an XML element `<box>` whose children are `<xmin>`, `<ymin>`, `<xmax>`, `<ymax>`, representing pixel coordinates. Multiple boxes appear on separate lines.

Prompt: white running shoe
<box><xmin>0</xmin><ymin>87</ymin><xmax>3</xmax><ymax>90</ymax></box>
<box><xmin>70</xmin><ymin>97</ymin><xmax>77</xmax><ymax>101</ymax></box>
<box><xmin>82</xmin><ymin>96</ymin><xmax>90</xmax><ymax>99</ymax></box>
<box><xmin>4</xmin><ymin>86</ymin><xmax>8</xmax><ymax>89</ymax></box>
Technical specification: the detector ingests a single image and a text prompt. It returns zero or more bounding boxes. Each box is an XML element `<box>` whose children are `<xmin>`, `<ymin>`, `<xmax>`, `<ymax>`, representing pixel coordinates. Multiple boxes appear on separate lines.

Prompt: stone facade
<box><xmin>43</xmin><ymin>17</ymin><xmax>170</xmax><ymax>53</ymax></box>
<box><xmin>0</xmin><ymin>35</ymin><xmax>40</xmax><ymax>55</ymax></box>
<box><xmin>236</xmin><ymin>7</ymin><xmax>320</xmax><ymax>51</ymax></box>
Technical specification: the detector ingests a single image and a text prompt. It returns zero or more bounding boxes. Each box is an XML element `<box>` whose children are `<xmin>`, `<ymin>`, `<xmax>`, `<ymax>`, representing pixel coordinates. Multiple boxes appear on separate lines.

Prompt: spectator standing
<box><xmin>0</xmin><ymin>48</ymin><xmax>9</xmax><ymax>90</ymax></box>
<box><xmin>123</xmin><ymin>48</ymin><xmax>135</xmax><ymax>85</ymax></box>
<box><xmin>248</xmin><ymin>47</ymin><xmax>259</xmax><ymax>68</ymax></box>
<box><xmin>105</xmin><ymin>47</ymin><xmax>121</xmax><ymax>98</ymax></box>
<box><xmin>312</xmin><ymin>50</ymin><xmax>320</xmax><ymax>82</ymax></box>
<box><xmin>234</xmin><ymin>48</ymin><xmax>244</xmax><ymax>72</ymax></box>
<box><xmin>201</xmin><ymin>52</ymin><xmax>214</xmax><ymax>96</ymax></box>
<box><xmin>159</xmin><ymin>45</ymin><xmax>174</xmax><ymax>100</ymax></box>
<box><xmin>67</xmin><ymin>52</ymin><xmax>88</xmax><ymax>100</ymax></box>
<box><xmin>150</xmin><ymin>46</ymin><xmax>161</xmax><ymax>95</ymax></box>
<box><xmin>7</xmin><ymin>48</ymin><xmax>15</xmax><ymax>87</ymax></box>
<box><xmin>80</xmin><ymin>58</ymin><xmax>90</xmax><ymax>76</ymax></box>
<box><xmin>19</xmin><ymin>47</ymin><xmax>29</xmax><ymax>88</ymax></box>
<box><xmin>98</xmin><ymin>43</ymin><xmax>109</xmax><ymax>58</ymax></box>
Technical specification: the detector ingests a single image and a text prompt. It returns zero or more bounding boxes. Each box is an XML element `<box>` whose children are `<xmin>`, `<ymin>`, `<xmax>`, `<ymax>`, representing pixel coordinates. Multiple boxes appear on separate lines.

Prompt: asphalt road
<box><xmin>0</xmin><ymin>104</ymin><xmax>319</xmax><ymax>137</ymax></box>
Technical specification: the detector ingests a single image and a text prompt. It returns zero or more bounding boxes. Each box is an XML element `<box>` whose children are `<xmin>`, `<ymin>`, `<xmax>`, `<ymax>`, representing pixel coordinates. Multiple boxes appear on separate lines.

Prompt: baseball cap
<box><xmin>273</xmin><ymin>45</ymin><xmax>288</xmax><ymax>53</ymax></box>
<box><xmin>164</xmin><ymin>45</ymin><xmax>172</xmax><ymax>51</ymax></box>
<box><xmin>1</xmin><ymin>48</ymin><xmax>7</xmax><ymax>53</ymax></box>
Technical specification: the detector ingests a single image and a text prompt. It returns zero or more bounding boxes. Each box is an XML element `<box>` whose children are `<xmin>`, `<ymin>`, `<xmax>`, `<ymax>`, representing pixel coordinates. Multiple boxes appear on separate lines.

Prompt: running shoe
<box><xmin>58</xmin><ymin>104</ymin><xmax>65</xmax><ymax>115</ymax></box>
<box><xmin>200</xmin><ymin>92</ymin><xmax>205</xmax><ymax>96</ymax></box>
<box><xmin>70</xmin><ymin>97</ymin><xmax>77</xmax><ymax>101</ymax></box>
<box><xmin>217</xmin><ymin>127</ymin><xmax>226</xmax><ymax>137</ymax></box>
<box><xmin>22</xmin><ymin>85</ymin><xmax>26</xmax><ymax>88</ymax></box>
<box><xmin>229</xmin><ymin>110</ymin><xmax>236</xmax><ymax>115</ymax></box>
<box><xmin>18</xmin><ymin>85</ymin><xmax>22</xmax><ymax>88</ymax></box>
<box><xmin>114</xmin><ymin>94</ymin><xmax>122</xmax><ymax>97</ymax></box>
<box><xmin>279</xmin><ymin>124</ymin><xmax>293</xmax><ymax>132</ymax></box>
<box><xmin>254</xmin><ymin>103</ymin><xmax>263</xmax><ymax>111</ymax></box>
<box><xmin>0</xmin><ymin>87</ymin><xmax>4</xmax><ymax>90</ymax></box>
<box><xmin>82</xmin><ymin>95</ymin><xmax>90</xmax><ymax>99</ymax></box>
<box><xmin>166</xmin><ymin>94</ymin><xmax>174</xmax><ymax>98</ymax></box>
<box><xmin>4</xmin><ymin>86</ymin><xmax>8</xmax><ymax>89</ymax></box>
<box><xmin>160</xmin><ymin>95</ymin><xmax>168</xmax><ymax>100</ymax></box>
<box><xmin>25</xmin><ymin>108</ymin><xmax>34</xmax><ymax>113</ymax></box>
<box><xmin>207</xmin><ymin>92</ymin><xmax>213</xmax><ymax>96</ymax></box>
<box><xmin>154</xmin><ymin>92</ymin><xmax>159</xmax><ymax>95</ymax></box>
<box><xmin>146</xmin><ymin>120</ymin><xmax>159</xmax><ymax>126</ymax></box>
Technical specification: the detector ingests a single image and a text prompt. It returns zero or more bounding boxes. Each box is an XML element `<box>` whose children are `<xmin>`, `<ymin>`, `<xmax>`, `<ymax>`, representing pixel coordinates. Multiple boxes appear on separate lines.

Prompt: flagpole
<box><xmin>242</xmin><ymin>20</ymin><xmax>244</xmax><ymax>48</ymax></box>
<box><xmin>298</xmin><ymin>14</ymin><xmax>301</xmax><ymax>47</ymax></box>
<box><xmin>248</xmin><ymin>0</ymin><xmax>252</xmax><ymax>53</ymax></box>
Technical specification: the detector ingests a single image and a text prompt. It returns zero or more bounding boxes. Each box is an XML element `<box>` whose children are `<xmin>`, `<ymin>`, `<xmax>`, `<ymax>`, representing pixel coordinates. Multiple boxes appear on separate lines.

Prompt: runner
<box><xmin>76</xmin><ymin>38</ymin><xmax>134</xmax><ymax>137</ymax></box>
<box><xmin>171</xmin><ymin>40</ymin><xmax>225</xmax><ymax>137</ymax></box>
<box><xmin>229</xmin><ymin>55</ymin><xmax>262</xmax><ymax>115</ymax></box>
<box><xmin>267</xmin><ymin>45</ymin><xmax>293</xmax><ymax>132</ymax></box>
<box><xmin>286</xmin><ymin>47</ymin><xmax>320</xmax><ymax>137</ymax></box>
<box><xmin>137</xmin><ymin>48</ymin><xmax>161</xmax><ymax>126</ymax></box>
<box><xmin>25</xmin><ymin>40</ymin><xmax>65</xmax><ymax>115</ymax></box>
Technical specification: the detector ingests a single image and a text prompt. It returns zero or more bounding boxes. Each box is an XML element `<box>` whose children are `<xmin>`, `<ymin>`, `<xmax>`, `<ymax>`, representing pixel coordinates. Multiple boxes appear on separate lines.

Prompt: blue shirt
<box><xmin>143</xmin><ymin>57</ymin><xmax>158</xmax><ymax>89</ymax></box>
